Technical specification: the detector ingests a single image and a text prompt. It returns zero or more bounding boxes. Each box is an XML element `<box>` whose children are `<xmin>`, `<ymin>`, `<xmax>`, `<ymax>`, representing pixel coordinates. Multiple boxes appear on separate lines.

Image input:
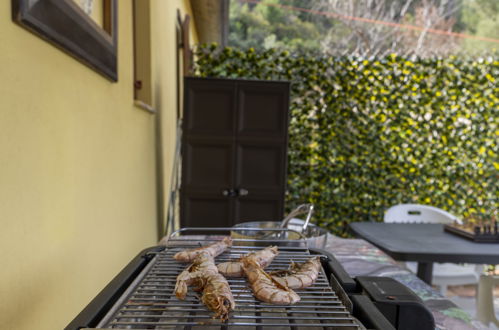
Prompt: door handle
<box><xmin>237</xmin><ymin>188</ymin><xmax>249</xmax><ymax>196</ymax></box>
<box><xmin>222</xmin><ymin>188</ymin><xmax>249</xmax><ymax>197</ymax></box>
<box><xmin>222</xmin><ymin>189</ymin><xmax>237</xmax><ymax>197</ymax></box>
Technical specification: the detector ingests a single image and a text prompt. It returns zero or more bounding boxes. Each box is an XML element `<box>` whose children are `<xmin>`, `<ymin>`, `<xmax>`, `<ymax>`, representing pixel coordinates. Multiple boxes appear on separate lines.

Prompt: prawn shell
<box><xmin>202</xmin><ymin>273</ymin><xmax>236</xmax><ymax>321</ymax></box>
<box><xmin>242</xmin><ymin>256</ymin><xmax>300</xmax><ymax>305</ymax></box>
<box><xmin>217</xmin><ymin>246</ymin><xmax>278</xmax><ymax>277</ymax></box>
<box><xmin>174</xmin><ymin>237</ymin><xmax>232</xmax><ymax>262</ymax></box>
<box><xmin>270</xmin><ymin>257</ymin><xmax>321</xmax><ymax>289</ymax></box>
<box><xmin>217</xmin><ymin>262</ymin><xmax>244</xmax><ymax>277</ymax></box>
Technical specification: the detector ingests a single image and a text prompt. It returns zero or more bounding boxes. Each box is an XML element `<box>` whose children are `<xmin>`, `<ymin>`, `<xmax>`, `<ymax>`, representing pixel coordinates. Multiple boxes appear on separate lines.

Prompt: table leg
<box><xmin>476</xmin><ymin>275</ymin><xmax>499</xmax><ymax>327</ymax></box>
<box><xmin>416</xmin><ymin>262</ymin><xmax>433</xmax><ymax>285</ymax></box>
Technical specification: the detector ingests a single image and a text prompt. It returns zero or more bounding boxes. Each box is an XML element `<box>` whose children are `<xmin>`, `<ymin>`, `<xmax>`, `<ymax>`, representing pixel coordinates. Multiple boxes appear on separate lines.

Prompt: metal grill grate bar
<box><xmin>109</xmin><ymin>321</ymin><xmax>359</xmax><ymax>327</ymax></box>
<box><xmin>120</xmin><ymin>308</ymin><xmax>351</xmax><ymax>314</ymax></box>
<box><xmin>99</xmin><ymin>239</ymin><xmax>362</xmax><ymax>329</ymax></box>
<box><xmin>114</xmin><ymin>315</ymin><xmax>353</xmax><ymax>321</ymax></box>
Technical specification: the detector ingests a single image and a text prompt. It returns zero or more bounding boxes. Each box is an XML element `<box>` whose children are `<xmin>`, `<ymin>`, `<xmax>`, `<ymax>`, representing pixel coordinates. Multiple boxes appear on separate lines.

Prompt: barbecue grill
<box><xmin>66</xmin><ymin>228</ymin><xmax>435</xmax><ymax>330</ymax></box>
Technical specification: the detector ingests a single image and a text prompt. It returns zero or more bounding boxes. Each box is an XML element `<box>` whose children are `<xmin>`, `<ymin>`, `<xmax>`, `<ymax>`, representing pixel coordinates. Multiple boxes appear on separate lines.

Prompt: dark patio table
<box><xmin>349</xmin><ymin>222</ymin><xmax>499</xmax><ymax>284</ymax></box>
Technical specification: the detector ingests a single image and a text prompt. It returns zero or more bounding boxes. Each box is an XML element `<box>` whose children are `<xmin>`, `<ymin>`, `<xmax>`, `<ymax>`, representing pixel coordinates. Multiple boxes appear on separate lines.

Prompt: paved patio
<box><xmin>448</xmin><ymin>285</ymin><xmax>499</xmax><ymax>329</ymax></box>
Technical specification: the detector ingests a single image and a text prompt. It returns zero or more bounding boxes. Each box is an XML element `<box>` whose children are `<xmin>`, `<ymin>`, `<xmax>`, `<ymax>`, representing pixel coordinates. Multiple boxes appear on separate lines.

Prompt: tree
<box><xmin>459</xmin><ymin>0</ymin><xmax>499</xmax><ymax>53</ymax></box>
<box><xmin>228</xmin><ymin>0</ymin><xmax>498</xmax><ymax>57</ymax></box>
<box><xmin>398</xmin><ymin>0</ymin><xmax>461</xmax><ymax>56</ymax></box>
<box><xmin>229</xmin><ymin>0</ymin><xmax>329</xmax><ymax>53</ymax></box>
<box><xmin>311</xmin><ymin>0</ymin><xmax>462</xmax><ymax>57</ymax></box>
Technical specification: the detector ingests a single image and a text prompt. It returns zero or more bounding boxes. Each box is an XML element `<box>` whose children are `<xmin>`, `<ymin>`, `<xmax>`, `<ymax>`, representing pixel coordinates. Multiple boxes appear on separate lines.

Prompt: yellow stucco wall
<box><xmin>0</xmin><ymin>1</ymin><xmax>196</xmax><ymax>329</ymax></box>
<box><xmin>151</xmin><ymin>0</ymin><xmax>198</xmax><ymax>236</ymax></box>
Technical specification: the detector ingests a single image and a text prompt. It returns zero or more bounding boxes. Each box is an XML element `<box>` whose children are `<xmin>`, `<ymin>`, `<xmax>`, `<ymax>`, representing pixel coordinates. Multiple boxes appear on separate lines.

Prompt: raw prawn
<box><xmin>201</xmin><ymin>273</ymin><xmax>235</xmax><ymax>320</ymax></box>
<box><xmin>217</xmin><ymin>246</ymin><xmax>278</xmax><ymax>277</ymax></box>
<box><xmin>174</xmin><ymin>251</ymin><xmax>219</xmax><ymax>300</ymax></box>
<box><xmin>241</xmin><ymin>254</ymin><xmax>300</xmax><ymax>305</ymax></box>
<box><xmin>173</xmin><ymin>237</ymin><xmax>232</xmax><ymax>262</ymax></box>
<box><xmin>175</xmin><ymin>251</ymin><xmax>235</xmax><ymax>320</ymax></box>
<box><xmin>270</xmin><ymin>256</ymin><xmax>321</xmax><ymax>289</ymax></box>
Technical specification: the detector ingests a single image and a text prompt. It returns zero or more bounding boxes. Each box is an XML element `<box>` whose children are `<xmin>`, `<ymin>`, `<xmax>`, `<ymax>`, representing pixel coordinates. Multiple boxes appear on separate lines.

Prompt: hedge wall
<box><xmin>194</xmin><ymin>45</ymin><xmax>498</xmax><ymax>235</ymax></box>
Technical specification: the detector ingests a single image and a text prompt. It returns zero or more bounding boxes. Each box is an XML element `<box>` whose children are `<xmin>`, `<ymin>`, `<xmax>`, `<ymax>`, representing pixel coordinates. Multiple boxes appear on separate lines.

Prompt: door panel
<box><xmin>185</xmin><ymin>80</ymin><xmax>236</xmax><ymax>136</ymax></box>
<box><xmin>235</xmin><ymin>197</ymin><xmax>284</xmax><ymax>223</ymax></box>
<box><xmin>181</xmin><ymin>78</ymin><xmax>290</xmax><ymax>228</ymax></box>
<box><xmin>183</xmin><ymin>140</ymin><xmax>233</xmax><ymax>190</ymax></box>
<box><xmin>236</xmin><ymin>142</ymin><xmax>286</xmax><ymax>191</ymax></box>
<box><xmin>181</xmin><ymin>194</ymin><xmax>232</xmax><ymax>227</ymax></box>
<box><xmin>238</xmin><ymin>83</ymin><xmax>289</xmax><ymax>137</ymax></box>
<box><xmin>234</xmin><ymin>81</ymin><xmax>290</xmax><ymax>224</ymax></box>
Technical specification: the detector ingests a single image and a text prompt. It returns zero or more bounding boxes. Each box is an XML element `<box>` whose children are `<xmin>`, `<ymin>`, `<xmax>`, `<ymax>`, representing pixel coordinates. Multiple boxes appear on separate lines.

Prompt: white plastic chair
<box><xmin>384</xmin><ymin>204</ymin><xmax>463</xmax><ymax>225</ymax></box>
<box><xmin>384</xmin><ymin>204</ymin><xmax>482</xmax><ymax>296</ymax></box>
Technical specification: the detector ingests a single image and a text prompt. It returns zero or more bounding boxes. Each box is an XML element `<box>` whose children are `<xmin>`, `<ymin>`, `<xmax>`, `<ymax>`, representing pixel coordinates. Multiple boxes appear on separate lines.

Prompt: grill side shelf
<box><xmin>64</xmin><ymin>246</ymin><xmax>165</xmax><ymax>330</ymax></box>
<box><xmin>309</xmin><ymin>248</ymin><xmax>396</xmax><ymax>330</ymax></box>
<box><xmin>350</xmin><ymin>294</ymin><xmax>396</xmax><ymax>330</ymax></box>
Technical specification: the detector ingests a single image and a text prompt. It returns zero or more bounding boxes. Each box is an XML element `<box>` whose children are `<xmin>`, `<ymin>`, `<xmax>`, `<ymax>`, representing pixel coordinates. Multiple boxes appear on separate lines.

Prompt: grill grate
<box><xmin>97</xmin><ymin>238</ymin><xmax>363</xmax><ymax>329</ymax></box>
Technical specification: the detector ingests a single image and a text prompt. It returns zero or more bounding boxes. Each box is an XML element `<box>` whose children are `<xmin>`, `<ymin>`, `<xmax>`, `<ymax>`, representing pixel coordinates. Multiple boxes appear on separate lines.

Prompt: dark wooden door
<box><xmin>181</xmin><ymin>77</ymin><xmax>290</xmax><ymax>228</ymax></box>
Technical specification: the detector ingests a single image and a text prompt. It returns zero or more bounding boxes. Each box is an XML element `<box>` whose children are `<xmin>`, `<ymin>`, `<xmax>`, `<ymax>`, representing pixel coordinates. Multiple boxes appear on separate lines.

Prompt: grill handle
<box><xmin>169</xmin><ymin>227</ymin><xmax>308</xmax><ymax>240</ymax></box>
<box><xmin>309</xmin><ymin>247</ymin><xmax>358</xmax><ymax>293</ymax></box>
<box><xmin>65</xmin><ymin>246</ymin><xmax>165</xmax><ymax>330</ymax></box>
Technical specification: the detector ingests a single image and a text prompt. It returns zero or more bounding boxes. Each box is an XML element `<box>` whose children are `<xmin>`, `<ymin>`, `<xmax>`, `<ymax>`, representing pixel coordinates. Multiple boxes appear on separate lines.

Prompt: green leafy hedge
<box><xmin>194</xmin><ymin>44</ymin><xmax>499</xmax><ymax>235</ymax></box>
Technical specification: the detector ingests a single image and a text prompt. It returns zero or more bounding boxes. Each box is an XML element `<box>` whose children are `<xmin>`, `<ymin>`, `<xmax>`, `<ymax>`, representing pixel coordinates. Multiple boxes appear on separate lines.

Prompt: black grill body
<box><xmin>66</xmin><ymin>238</ymin><xmax>434</xmax><ymax>330</ymax></box>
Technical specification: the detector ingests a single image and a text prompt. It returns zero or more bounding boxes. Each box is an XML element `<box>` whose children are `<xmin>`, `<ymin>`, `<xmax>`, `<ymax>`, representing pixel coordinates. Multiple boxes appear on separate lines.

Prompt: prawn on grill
<box><xmin>270</xmin><ymin>256</ymin><xmax>322</xmax><ymax>289</ymax></box>
<box><xmin>217</xmin><ymin>246</ymin><xmax>278</xmax><ymax>277</ymax></box>
<box><xmin>201</xmin><ymin>273</ymin><xmax>235</xmax><ymax>320</ymax></box>
<box><xmin>174</xmin><ymin>251</ymin><xmax>219</xmax><ymax>300</ymax></box>
<box><xmin>173</xmin><ymin>237</ymin><xmax>232</xmax><ymax>262</ymax></box>
<box><xmin>174</xmin><ymin>251</ymin><xmax>235</xmax><ymax>321</ymax></box>
<box><xmin>241</xmin><ymin>254</ymin><xmax>300</xmax><ymax>305</ymax></box>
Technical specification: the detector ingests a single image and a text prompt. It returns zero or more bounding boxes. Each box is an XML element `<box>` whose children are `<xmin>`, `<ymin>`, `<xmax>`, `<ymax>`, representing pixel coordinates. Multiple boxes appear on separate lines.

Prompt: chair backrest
<box><xmin>384</xmin><ymin>204</ymin><xmax>462</xmax><ymax>224</ymax></box>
